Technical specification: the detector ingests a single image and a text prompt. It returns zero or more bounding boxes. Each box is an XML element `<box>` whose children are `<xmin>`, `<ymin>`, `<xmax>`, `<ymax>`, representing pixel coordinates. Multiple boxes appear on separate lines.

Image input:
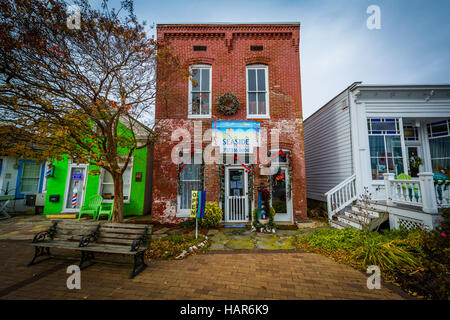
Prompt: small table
<box><xmin>0</xmin><ymin>195</ymin><xmax>15</xmax><ymax>219</ymax></box>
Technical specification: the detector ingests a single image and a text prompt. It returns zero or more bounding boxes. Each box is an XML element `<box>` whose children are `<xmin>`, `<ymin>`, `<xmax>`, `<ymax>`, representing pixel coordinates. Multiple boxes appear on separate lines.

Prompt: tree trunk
<box><xmin>111</xmin><ymin>173</ymin><xmax>124</xmax><ymax>222</ymax></box>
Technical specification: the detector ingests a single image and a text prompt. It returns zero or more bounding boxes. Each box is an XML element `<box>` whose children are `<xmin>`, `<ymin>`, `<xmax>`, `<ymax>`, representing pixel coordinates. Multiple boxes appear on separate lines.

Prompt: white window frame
<box><xmin>367</xmin><ymin>118</ymin><xmax>407</xmax><ymax>181</ymax></box>
<box><xmin>98</xmin><ymin>158</ymin><xmax>134</xmax><ymax>204</ymax></box>
<box><xmin>177</xmin><ymin>149</ymin><xmax>203</xmax><ymax>217</ymax></box>
<box><xmin>188</xmin><ymin>64</ymin><xmax>212</xmax><ymax>119</ymax></box>
<box><xmin>246</xmin><ymin>64</ymin><xmax>270</xmax><ymax>119</ymax></box>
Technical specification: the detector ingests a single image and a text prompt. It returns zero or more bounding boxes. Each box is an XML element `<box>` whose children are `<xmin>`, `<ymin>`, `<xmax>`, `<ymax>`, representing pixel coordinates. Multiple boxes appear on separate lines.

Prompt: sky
<box><xmin>86</xmin><ymin>0</ymin><xmax>450</xmax><ymax>119</ymax></box>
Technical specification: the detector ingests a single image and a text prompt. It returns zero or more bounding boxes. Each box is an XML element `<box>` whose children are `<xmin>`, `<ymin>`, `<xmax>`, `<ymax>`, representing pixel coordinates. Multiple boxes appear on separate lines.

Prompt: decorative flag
<box><xmin>257</xmin><ymin>190</ymin><xmax>262</xmax><ymax>220</ymax></box>
<box><xmin>190</xmin><ymin>191</ymin><xmax>198</xmax><ymax>218</ymax></box>
<box><xmin>196</xmin><ymin>191</ymin><xmax>202</xmax><ymax>218</ymax></box>
<box><xmin>200</xmin><ymin>191</ymin><xmax>206</xmax><ymax>218</ymax></box>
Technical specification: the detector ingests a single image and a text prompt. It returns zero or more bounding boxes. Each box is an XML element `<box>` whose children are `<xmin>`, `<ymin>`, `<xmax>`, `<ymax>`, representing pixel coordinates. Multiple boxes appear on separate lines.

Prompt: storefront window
<box><xmin>428</xmin><ymin>120</ymin><xmax>450</xmax><ymax>177</ymax></box>
<box><xmin>19</xmin><ymin>162</ymin><xmax>42</xmax><ymax>194</ymax></box>
<box><xmin>178</xmin><ymin>152</ymin><xmax>202</xmax><ymax>211</ymax></box>
<box><xmin>368</xmin><ymin>118</ymin><xmax>404</xmax><ymax>180</ymax></box>
<box><xmin>99</xmin><ymin>161</ymin><xmax>132</xmax><ymax>202</ymax></box>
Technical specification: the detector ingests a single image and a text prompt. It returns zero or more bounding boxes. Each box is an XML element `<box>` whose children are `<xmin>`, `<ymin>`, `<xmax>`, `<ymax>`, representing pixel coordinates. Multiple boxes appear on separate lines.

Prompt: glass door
<box><xmin>63</xmin><ymin>165</ymin><xmax>87</xmax><ymax>212</ymax></box>
<box><xmin>271</xmin><ymin>167</ymin><xmax>292</xmax><ymax>222</ymax></box>
<box><xmin>225</xmin><ymin>168</ymin><xmax>248</xmax><ymax>222</ymax></box>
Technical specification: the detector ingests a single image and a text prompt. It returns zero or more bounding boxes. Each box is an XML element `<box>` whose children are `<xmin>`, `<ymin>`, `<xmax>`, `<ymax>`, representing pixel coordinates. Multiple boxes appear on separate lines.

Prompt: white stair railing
<box><xmin>325</xmin><ymin>174</ymin><xmax>357</xmax><ymax>220</ymax></box>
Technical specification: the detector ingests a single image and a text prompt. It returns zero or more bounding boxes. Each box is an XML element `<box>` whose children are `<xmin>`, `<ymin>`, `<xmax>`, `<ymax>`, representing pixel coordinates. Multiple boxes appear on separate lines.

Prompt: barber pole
<box><xmin>72</xmin><ymin>182</ymin><xmax>78</xmax><ymax>208</ymax></box>
<box><xmin>45</xmin><ymin>165</ymin><xmax>52</xmax><ymax>177</ymax></box>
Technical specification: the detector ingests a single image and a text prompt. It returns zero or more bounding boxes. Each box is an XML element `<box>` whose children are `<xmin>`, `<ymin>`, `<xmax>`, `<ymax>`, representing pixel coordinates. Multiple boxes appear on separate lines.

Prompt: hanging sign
<box><xmin>212</xmin><ymin>121</ymin><xmax>260</xmax><ymax>154</ymax></box>
<box><xmin>72</xmin><ymin>171</ymin><xmax>83</xmax><ymax>180</ymax></box>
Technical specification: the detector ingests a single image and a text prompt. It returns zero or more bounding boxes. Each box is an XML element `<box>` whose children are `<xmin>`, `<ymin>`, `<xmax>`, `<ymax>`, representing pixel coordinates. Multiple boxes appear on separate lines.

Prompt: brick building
<box><xmin>152</xmin><ymin>23</ymin><xmax>307</xmax><ymax>224</ymax></box>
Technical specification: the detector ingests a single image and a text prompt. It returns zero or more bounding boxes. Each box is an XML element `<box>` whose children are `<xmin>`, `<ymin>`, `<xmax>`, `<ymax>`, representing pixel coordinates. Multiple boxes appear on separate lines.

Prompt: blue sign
<box><xmin>212</xmin><ymin>121</ymin><xmax>260</xmax><ymax>154</ymax></box>
<box><xmin>72</xmin><ymin>172</ymin><xmax>83</xmax><ymax>180</ymax></box>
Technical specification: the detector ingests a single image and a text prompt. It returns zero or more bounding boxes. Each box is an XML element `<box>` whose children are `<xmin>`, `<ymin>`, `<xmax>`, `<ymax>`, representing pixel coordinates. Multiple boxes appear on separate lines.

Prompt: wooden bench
<box><xmin>28</xmin><ymin>220</ymin><xmax>151</xmax><ymax>279</ymax></box>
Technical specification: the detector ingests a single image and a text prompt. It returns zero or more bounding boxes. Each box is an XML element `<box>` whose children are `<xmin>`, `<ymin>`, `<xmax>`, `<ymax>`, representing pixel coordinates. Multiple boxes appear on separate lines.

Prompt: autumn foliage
<box><xmin>0</xmin><ymin>0</ymin><xmax>187</xmax><ymax>221</ymax></box>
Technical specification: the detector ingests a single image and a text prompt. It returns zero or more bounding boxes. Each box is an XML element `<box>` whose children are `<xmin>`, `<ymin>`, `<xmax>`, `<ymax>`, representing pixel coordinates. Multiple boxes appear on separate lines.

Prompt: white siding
<box><xmin>304</xmin><ymin>91</ymin><xmax>353</xmax><ymax>201</ymax></box>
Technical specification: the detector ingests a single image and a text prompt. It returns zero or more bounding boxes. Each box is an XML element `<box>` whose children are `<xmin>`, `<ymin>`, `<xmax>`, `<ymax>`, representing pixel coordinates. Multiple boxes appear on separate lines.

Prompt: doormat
<box><xmin>223</xmin><ymin>224</ymin><xmax>247</xmax><ymax>228</ymax></box>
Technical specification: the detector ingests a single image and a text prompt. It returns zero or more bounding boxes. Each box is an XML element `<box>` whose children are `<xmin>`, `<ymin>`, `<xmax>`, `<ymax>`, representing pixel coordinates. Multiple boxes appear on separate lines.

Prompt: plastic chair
<box><xmin>97</xmin><ymin>201</ymin><xmax>114</xmax><ymax>221</ymax></box>
<box><xmin>78</xmin><ymin>195</ymin><xmax>102</xmax><ymax>220</ymax></box>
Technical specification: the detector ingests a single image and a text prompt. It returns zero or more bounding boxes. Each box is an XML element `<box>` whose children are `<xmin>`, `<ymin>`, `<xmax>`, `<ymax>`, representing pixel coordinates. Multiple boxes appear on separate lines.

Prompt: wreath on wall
<box><xmin>216</xmin><ymin>93</ymin><xmax>240</xmax><ymax>116</ymax></box>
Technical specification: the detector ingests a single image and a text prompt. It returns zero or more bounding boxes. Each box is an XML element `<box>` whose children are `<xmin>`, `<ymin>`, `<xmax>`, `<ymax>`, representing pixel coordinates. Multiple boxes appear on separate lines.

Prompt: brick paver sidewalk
<box><xmin>0</xmin><ymin>241</ymin><xmax>410</xmax><ymax>300</ymax></box>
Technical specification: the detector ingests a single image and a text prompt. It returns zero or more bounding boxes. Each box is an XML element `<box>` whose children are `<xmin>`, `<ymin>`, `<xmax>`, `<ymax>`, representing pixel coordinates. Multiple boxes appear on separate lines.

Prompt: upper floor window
<box><xmin>427</xmin><ymin>119</ymin><xmax>450</xmax><ymax>138</ymax></box>
<box><xmin>189</xmin><ymin>65</ymin><xmax>211</xmax><ymax>118</ymax></box>
<box><xmin>246</xmin><ymin>65</ymin><xmax>269</xmax><ymax>118</ymax></box>
<box><xmin>403</xmin><ymin>125</ymin><xmax>419</xmax><ymax>141</ymax></box>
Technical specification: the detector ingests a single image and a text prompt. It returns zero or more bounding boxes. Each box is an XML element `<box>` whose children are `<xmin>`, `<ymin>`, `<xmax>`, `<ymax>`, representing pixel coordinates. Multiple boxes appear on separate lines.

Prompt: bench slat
<box><xmin>58</xmin><ymin>221</ymin><xmax>148</xmax><ymax>229</ymax></box>
<box><xmin>95</xmin><ymin>227</ymin><xmax>145</xmax><ymax>234</ymax></box>
<box><xmin>97</xmin><ymin>237</ymin><xmax>134</xmax><ymax>245</ymax></box>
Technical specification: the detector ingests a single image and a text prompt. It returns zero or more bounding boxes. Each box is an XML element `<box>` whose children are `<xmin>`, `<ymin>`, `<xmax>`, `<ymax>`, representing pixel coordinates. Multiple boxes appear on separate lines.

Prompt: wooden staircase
<box><xmin>329</xmin><ymin>201</ymin><xmax>389</xmax><ymax>231</ymax></box>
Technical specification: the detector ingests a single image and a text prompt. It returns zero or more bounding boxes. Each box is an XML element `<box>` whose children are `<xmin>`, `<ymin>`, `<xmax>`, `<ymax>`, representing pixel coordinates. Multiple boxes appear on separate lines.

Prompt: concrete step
<box><xmin>337</xmin><ymin>214</ymin><xmax>364</xmax><ymax>230</ymax></box>
<box><xmin>329</xmin><ymin>219</ymin><xmax>355</xmax><ymax>230</ymax></box>
<box><xmin>351</xmin><ymin>205</ymin><xmax>380</xmax><ymax>218</ymax></box>
<box><xmin>46</xmin><ymin>214</ymin><xmax>77</xmax><ymax>219</ymax></box>
<box><xmin>344</xmin><ymin>210</ymin><xmax>372</xmax><ymax>224</ymax></box>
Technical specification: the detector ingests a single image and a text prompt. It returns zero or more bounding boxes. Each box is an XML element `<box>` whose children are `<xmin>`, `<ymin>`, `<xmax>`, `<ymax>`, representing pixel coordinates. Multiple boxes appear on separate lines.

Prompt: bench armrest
<box><xmin>130</xmin><ymin>226</ymin><xmax>149</xmax><ymax>252</ymax></box>
<box><xmin>79</xmin><ymin>224</ymin><xmax>101</xmax><ymax>247</ymax></box>
<box><xmin>32</xmin><ymin>221</ymin><xmax>58</xmax><ymax>243</ymax></box>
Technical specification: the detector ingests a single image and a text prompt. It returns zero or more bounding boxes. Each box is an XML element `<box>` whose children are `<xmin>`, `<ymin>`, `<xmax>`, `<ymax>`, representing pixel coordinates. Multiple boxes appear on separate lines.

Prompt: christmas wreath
<box><xmin>216</xmin><ymin>93</ymin><xmax>240</xmax><ymax>116</ymax></box>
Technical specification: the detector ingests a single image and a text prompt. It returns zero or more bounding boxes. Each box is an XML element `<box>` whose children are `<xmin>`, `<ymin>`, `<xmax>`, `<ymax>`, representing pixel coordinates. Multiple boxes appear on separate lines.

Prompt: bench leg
<box><xmin>130</xmin><ymin>251</ymin><xmax>147</xmax><ymax>279</ymax></box>
<box><xmin>79</xmin><ymin>251</ymin><xmax>95</xmax><ymax>270</ymax></box>
<box><xmin>28</xmin><ymin>246</ymin><xmax>52</xmax><ymax>266</ymax></box>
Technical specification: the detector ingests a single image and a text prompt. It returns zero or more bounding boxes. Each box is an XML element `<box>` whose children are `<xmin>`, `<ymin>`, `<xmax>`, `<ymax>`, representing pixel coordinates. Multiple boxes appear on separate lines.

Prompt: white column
<box><xmin>383</xmin><ymin>173</ymin><xmax>395</xmax><ymax>206</ymax></box>
<box><xmin>418</xmin><ymin>172</ymin><xmax>438</xmax><ymax>213</ymax></box>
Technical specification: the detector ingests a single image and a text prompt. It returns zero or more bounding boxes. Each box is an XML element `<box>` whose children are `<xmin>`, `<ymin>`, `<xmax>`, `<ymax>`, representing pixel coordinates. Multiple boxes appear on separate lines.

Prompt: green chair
<box><xmin>78</xmin><ymin>195</ymin><xmax>102</xmax><ymax>220</ymax></box>
<box><xmin>97</xmin><ymin>201</ymin><xmax>114</xmax><ymax>221</ymax></box>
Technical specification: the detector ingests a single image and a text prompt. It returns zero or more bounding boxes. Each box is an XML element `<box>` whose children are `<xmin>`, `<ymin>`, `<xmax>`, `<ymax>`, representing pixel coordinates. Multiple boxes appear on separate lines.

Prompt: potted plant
<box><xmin>409</xmin><ymin>155</ymin><xmax>422</xmax><ymax>177</ymax></box>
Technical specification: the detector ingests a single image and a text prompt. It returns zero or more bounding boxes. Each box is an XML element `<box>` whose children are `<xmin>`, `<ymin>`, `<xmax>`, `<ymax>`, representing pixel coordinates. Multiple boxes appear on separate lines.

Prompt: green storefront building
<box><xmin>43</xmin><ymin>146</ymin><xmax>153</xmax><ymax>218</ymax></box>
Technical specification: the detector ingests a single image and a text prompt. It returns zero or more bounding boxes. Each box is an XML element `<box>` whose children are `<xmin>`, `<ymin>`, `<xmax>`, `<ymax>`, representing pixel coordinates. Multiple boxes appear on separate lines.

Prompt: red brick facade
<box><xmin>152</xmin><ymin>23</ymin><xmax>307</xmax><ymax>224</ymax></box>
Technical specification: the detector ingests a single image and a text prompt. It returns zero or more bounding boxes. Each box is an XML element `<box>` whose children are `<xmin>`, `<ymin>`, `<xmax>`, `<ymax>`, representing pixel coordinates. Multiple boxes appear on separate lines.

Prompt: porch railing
<box><xmin>435</xmin><ymin>182</ymin><xmax>450</xmax><ymax>208</ymax></box>
<box><xmin>383</xmin><ymin>173</ymin><xmax>438</xmax><ymax>213</ymax></box>
<box><xmin>325</xmin><ymin>174</ymin><xmax>357</xmax><ymax>220</ymax></box>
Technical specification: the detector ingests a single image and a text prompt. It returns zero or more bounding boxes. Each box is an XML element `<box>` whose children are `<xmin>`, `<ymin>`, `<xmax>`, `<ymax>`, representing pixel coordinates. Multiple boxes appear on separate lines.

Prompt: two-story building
<box><xmin>152</xmin><ymin>23</ymin><xmax>307</xmax><ymax>224</ymax></box>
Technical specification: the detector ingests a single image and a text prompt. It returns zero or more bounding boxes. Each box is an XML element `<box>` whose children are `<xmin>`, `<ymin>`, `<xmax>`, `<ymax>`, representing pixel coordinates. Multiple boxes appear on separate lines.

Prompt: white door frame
<box><xmin>271</xmin><ymin>165</ymin><xmax>293</xmax><ymax>223</ymax></box>
<box><xmin>224</xmin><ymin>166</ymin><xmax>249</xmax><ymax>222</ymax></box>
<box><xmin>62</xmin><ymin>163</ymin><xmax>89</xmax><ymax>212</ymax></box>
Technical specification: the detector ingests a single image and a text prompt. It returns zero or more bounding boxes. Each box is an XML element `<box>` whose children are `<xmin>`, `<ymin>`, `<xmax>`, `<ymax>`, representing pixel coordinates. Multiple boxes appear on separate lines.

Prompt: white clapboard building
<box><xmin>304</xmin><ymin>83</ymin><xmax>450</xmax><ymax>230</ymax></box>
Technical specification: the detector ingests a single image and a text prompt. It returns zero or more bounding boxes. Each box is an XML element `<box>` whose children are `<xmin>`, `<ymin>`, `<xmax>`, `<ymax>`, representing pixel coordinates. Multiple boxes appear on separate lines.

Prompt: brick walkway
<box><xmin>0</xmin><ymin>241</ymin><xmax>410</xmax><ymax>300</ymax></box>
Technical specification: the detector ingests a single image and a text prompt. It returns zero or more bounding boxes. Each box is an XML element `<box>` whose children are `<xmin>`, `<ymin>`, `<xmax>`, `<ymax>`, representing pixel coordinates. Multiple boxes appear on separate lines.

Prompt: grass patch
<box><xmin>295</xmin><ymin>226</ymin><xmax>449</xmax><ymax>299</ymax></box>
<box><xmin>145</xmin><ymin>234</ymin><xmax>209</xmax><ymax>260</ymax></box>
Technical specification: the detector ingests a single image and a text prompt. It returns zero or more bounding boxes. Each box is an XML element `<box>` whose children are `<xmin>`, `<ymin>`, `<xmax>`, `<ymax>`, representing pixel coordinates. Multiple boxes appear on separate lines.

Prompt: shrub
<box><xmin>199</xmin><ymin>202</ymin><xmax>223</xmax><ymax>227</ymax></box>
<box><xmin>295</xmin><ymin>226</ymin><xmax>450</xmax><ymax>299</ymax></box>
